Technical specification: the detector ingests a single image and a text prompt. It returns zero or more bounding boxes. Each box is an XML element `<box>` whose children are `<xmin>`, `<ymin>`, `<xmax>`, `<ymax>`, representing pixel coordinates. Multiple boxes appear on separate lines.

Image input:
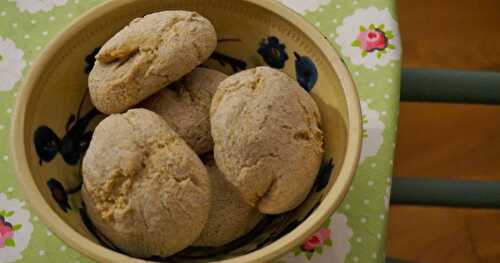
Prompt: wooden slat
<box><xmin>389</xmin><ymin>0</ymin><xmax>500</xmax><ymax>262</ymax></box>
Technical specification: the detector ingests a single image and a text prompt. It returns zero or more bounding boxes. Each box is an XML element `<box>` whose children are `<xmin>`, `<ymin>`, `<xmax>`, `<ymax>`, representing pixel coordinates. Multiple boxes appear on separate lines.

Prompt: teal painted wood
<box><xmin>396</xmin><ymin>68</ymin><xmax>500</xmax><ymax>208</ymax></box>
<box><xmin>401</xmin><ymin>69</ymin><xmax>500</xmax><ymax>104</ymax></box>
<box><xmin>391</xmin><ymin>177</ymin><xmax>500</xmax><ymax>208</ymax></box>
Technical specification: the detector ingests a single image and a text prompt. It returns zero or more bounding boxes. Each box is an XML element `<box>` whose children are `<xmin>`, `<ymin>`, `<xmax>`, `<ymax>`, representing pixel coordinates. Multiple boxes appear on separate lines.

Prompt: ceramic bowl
<box><xmin>11</xmin><ymin>0</ymin><xmax>361</xmax><ymax>262</ymax></box>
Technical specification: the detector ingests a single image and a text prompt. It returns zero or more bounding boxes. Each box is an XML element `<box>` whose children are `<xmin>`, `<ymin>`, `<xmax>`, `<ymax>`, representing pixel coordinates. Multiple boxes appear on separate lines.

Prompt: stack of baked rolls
<box><xmin>82</xmin><ymin>10</ymin><xmax>324</xmax><ymax>258</ymax></box>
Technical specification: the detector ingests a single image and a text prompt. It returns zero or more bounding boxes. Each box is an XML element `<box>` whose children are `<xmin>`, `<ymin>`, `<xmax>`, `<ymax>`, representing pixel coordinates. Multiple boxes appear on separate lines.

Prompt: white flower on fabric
<box><xmin>0</xmin><ymin>193</ymin><xmax>34</xmax><ymax>263</ymax></box>
<box><xmin>277</xmin><ymin>0</ymin><xmax>331</xmax><ymax>15</ymax></box>
<box><xmin>335</xmin><ymin>7</ymin><xmax>401</xmax><ymax>70</ymax></box>
<box><xmin>359</xmin><ymin>101</ymin><xmax>385</xmax><ymax>164</ymax></box>
<box><xmin>279</xmin><ymin>213</ymin><xmax>353</xmax><ymax>263</ymax></box>
<box><xmin>0</xmin><ymin>37</ymin><xmax>26</xmax><ymax>92</ymax></box>
<box><xmin>8</xmin><ymin>0</ymin><xmax>68</xmax><ymax>13</ymax></box>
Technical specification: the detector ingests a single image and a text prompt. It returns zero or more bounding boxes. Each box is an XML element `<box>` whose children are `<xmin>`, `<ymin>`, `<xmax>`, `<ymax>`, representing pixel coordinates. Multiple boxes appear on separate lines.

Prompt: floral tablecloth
<box><xmin>0</xmin><ymin>0</ymin><xmax>400</xmax><ymax>262</ymax></box>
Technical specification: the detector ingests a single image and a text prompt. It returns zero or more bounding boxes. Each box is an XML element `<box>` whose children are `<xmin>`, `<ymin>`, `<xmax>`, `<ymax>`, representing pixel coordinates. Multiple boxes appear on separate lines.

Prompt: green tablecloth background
<box><xmin>0</xmin><ymin>0</ymin><xmax>400</xmax><ymax>262</ymax></box>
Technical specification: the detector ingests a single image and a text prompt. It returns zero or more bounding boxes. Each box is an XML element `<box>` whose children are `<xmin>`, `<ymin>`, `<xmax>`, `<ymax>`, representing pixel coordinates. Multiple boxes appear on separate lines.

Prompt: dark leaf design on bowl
<box><xmin>33</xmin><ymin>92</ymin><xmax>99</xmax><ymax>166</ymax></box>
<box><xmin>294</xmin><ymin>52</ymin><xmax>318</xmax><ymax>92</ymax></box>
<box><xmin>34</xmin><ymin>126</ymin><xmax>61</xmax><ymax>164</ymax></box>
<box><xmin>210</xmin><ymin>51</ymin><xmax>247</xmax><ymax>73</ymax></box>
<box><xmin>84</xmin><ymin>47</ymin><xmax>101</xmax><ymax>74</ymax></box>
<box><xmin>59</xmin><ymin>108</ymin><xmax>98</xmax><ymax>165</ymax></box>
<box><xmin>47</xmin><ymin>178</ymin><xmax>72</xmax><ymax>212</ymax></box>
<box><xmin>314</xmin><ymin>158</ymin><xmax>335</xmax><ymax>192</ymax></box>
<box><xmin>258</xmin><ymin>36</ymin><xmax>289</xmax><ymax>69</ymax></box>
<box><xmin>34</xmin><ymin>108</ymin><xmax>98</xmax><ymax>166</ymax></box>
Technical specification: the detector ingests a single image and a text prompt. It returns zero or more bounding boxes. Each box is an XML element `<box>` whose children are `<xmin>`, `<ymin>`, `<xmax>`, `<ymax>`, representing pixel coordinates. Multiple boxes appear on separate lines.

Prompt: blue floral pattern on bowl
<box><xmin>258</xmin><ymin>36</ymin><xmax>289</xmax><ymax>69</ymax></box>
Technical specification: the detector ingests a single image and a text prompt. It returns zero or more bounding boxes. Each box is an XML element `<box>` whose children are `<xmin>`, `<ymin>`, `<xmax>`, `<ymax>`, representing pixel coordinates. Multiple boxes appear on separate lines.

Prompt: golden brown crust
<box><xmin>82</xmin><ymin>109</ymin><xmax>210</xmax><ymax>257</ymax></box>
<box><xmin>210</xmin><ymin>67</ymin><xmax>324</xmax><ymax>214</ymax></box>
<box><xmin>89</xmin><ymin>11</ymin><xmax>217</xmax><ymax>114</ymax></box>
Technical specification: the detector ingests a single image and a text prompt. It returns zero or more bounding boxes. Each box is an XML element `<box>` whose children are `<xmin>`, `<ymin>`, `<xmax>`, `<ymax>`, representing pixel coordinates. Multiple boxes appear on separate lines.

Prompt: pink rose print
<box><xmin>302</xmin><ymin>235</ymin><xmax>321</xmax><ymax>251</ymax></box>
<box><xmin>351</xmin><ymin>24</ymin><xmax>396</xmax><ymax>59</ymax></box>
<box><xmin>0</xmin><ymin>215</ymin><xmax>15</xmax><ymax>248</ymax></box>
<box><xmin>301</xmin><ymin>227</ymin><xmax>332</xmax><ymax>251</ymax></box>
<box><xmin>317</xmin><ymin>227</ymin><xmax>331</xmax><ymax>241</ymax></box>
<box><xmin>0</xmin><ymin>225</ymin><xmax>14</xmax><ymax>248</ymax></box>
<box><xmin>335</xmin><ymin>7</ymin><xmax>401</xmax><ymax>69</ymax></box>
<box><xmin>357</xmin><ymin>29</ymin><xmax>387</xmax><ymax>52</ymax></box>
<box><xmin>0</xmin><ymin>194</ymin><xmax>33</xmax><ymax>262</ymax></box>
<box><xmin>287</xmin><ymin>214</ymin><xmax>352</xmax><ymax>261</ymax></box>
<box><xmin>0</xmin><ymin>212</ymin><xmax>22</xmax><ymax>249</ymax></box>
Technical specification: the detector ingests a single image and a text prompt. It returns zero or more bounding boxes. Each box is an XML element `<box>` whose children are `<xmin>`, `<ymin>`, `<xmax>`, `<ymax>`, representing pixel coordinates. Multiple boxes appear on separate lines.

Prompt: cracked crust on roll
<box><xmin>89</xmin><ymin>11</ymin><xmax>217</xmax><ymax>114</ymax></box>
<box><xmin>82</xmin><ymin>109</ymin><xmax>210</xmax><ymax>257</ymax></box>
<box><xmin>210</xmin><ymin>66</ymin><xmax>324</xmax><ymax>214</ymax></box>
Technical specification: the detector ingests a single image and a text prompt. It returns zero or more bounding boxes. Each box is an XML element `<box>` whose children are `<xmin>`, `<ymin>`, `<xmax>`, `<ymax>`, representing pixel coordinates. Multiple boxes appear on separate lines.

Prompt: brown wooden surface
<box><xmin>388</xmin><ymin>0</ymin><xmax>500</xmax><ymax>262</ymax></box>
<box><xmin>400</xmin><ymin>0</ymin><xmax>500</xmax><ymax>70</ymax></box>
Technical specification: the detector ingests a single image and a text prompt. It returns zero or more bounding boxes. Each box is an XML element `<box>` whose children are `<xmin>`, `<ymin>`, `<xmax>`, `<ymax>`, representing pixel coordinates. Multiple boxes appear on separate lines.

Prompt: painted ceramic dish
<box><xmin>11</xmin><ymin>0</ymin><xmax>361</xmax><ymax>262</ymax></box>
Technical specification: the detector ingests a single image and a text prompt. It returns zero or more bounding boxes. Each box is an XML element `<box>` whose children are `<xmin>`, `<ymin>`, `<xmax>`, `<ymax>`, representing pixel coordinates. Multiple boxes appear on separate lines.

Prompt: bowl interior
<box><xmin>15</xmin><ymin>0</ymin><xmax>357</xmax><ymax>262</ymax></box>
